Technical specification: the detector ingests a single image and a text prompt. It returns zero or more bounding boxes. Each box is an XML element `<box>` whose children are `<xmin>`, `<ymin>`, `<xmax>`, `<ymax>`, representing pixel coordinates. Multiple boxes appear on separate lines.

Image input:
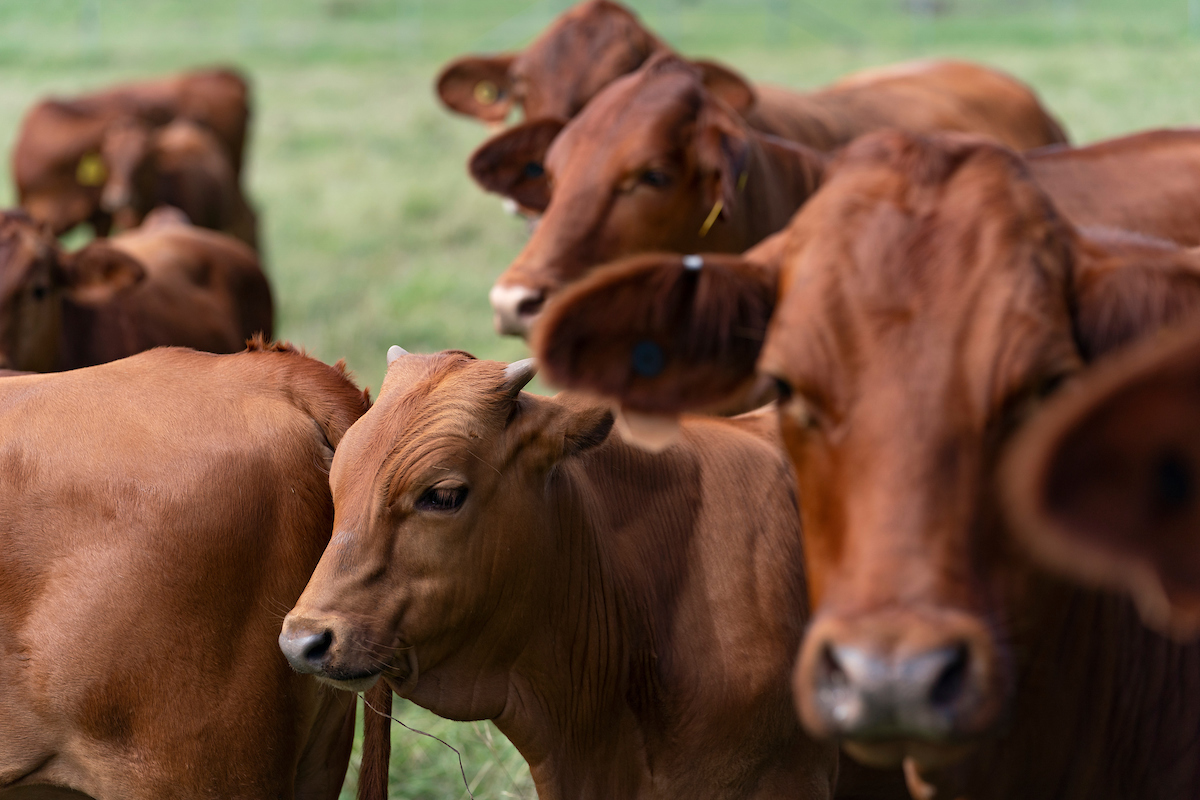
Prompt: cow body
<box><xmin>439</xmin><ymin>0</ymin><xmax>1065</xmax><ymax>154</ymax></box>
<box><xmin>531</xmin><ymin>131</ymin><xmax>1200</xmax><ymax>798</ymax></box>
<box><xmin>0</xmin><ymin>344</ymin><xmax>370</xmax><ymax>799</ymax></box>
<box><xmin>99</xmin><ymin>119</ymin><xmax>259</xmax><ymax>249</ymax></box>
<box><xmin>12</xmin><ymin>68</ymin><xmax>249</xmax><ymax>236</ymax></box>
<box><xmin>280</xmin><ymin>352</ymin><xmax>841</xmax><ymax>800</ymax></box>
<box><xmin>0</xmin><ymin>209</ymin><xmax>272</xmax><ymax>372</ymax></box>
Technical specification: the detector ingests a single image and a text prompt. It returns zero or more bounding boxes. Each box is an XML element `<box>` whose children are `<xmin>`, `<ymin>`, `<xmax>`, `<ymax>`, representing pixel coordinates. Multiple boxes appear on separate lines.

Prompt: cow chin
<box><xmin>840</xmin><ymin>738</ymin><xmax>975</xmax><ymax>771</ymax></box>
<box><xmin>316</xmin><ymin>672</ymin><xmax>381</xmax><ymax>693</ymax></box>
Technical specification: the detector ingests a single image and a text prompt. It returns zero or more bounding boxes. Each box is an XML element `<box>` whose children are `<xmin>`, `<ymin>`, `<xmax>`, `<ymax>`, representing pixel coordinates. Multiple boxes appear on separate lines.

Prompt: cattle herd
<box><xmin>3</xmin><ymin>1</ymin><xmax>1200</xmax><ymax>799</ymax></box>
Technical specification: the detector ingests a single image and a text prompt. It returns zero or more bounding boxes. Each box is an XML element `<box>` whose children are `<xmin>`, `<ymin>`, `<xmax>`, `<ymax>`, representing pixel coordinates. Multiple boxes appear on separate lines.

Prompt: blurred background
<box><xmin>2</xmin><ymin>1</ymin><xmax>1196</xmax><ymax>797</ymax></box>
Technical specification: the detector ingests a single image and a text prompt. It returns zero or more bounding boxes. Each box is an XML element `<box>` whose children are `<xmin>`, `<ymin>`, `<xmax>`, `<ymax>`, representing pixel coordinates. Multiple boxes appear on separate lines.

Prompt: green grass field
<box><xmin>2</xmin><ymin>1</ymin><xmax>1199</xmax><ymax>796</ymax></box>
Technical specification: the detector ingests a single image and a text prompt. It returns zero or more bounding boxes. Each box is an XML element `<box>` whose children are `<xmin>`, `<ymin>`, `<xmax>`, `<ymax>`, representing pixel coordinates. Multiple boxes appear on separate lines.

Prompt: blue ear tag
<box><xmin>683</xmin><ymin>254</ymin><xmax>703</xmax><ymax>270</ymax></box>
<box><xmin>632</xmin><ymin>340</ymin><xmax>665</xmax><ymax>378</ymax></box>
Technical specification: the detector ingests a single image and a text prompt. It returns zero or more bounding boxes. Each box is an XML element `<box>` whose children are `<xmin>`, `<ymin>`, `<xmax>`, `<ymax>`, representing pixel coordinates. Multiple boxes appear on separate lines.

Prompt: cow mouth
<box><xmin>841</xmin><ymin>738</ymin><xmax>975</xmax><ymax>771</ymax></box>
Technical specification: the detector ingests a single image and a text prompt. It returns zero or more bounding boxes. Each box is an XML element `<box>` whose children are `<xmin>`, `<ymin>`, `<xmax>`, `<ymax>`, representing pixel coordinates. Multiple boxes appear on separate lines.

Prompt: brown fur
<box><xmin>0</xmin><ymin>210</ymin><xmax>272</xmax><ymax>372</ymax></box>
<box><xmin>283</xmin><ymin>351</ymin><xmax>842</xmax><ymax>800</ymax></box>
<box><xmin>532</xmin><ymin>130</ymin><xmax>1200</xmax><ymax>798</ymax></box>
<box><xmin>437</xmin><ymin>0</ymin><xmax>1065</xmax><ymax>154</ymax></box>
<box><xmin>0</xmin><ymin>346</ymin><xmax>370</xmax><ymax>799</ymax></box>
<box><xmin>1005</xmin><ymin>318</ymin><xmax>1200</xmax><ymax>639</ymax></box>
<box><xmin>12</xmin><ymin>68</ymin><xmax>249</xmax><ymax>236</ymax></box>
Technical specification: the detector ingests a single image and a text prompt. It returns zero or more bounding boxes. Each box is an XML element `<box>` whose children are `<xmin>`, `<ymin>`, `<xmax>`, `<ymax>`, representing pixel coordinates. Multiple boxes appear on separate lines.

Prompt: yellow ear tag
<box><xmin>474</xmin><ymin>80</ymin><xmax>499</xmax><ymax>105</ymax></box>
<box><xmin>699</xmin><ymin>198</ymin><xmax>723</xmax><ymax>238</ymax></box>
<box><xmin>76</xmin><ymin>153</ymin><xmax>107</xmax><ymax>187</ymax></box>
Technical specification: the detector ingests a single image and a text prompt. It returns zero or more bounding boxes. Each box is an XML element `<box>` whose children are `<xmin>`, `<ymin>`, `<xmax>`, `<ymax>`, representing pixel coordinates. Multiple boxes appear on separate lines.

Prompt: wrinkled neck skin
<box><xmin>919</xmin><ymin>558</ymin><xmax>1200</xmax><ymax>800</ymax></box>
<box><xmin>717</xmin><ymin>134</ymin><xmax>827</xmax><ymax>252</ymax></box>
<box><xmin>406</xmin><ymin>438</ymin><xmax>823</xmax><ymax>800</ymax></box>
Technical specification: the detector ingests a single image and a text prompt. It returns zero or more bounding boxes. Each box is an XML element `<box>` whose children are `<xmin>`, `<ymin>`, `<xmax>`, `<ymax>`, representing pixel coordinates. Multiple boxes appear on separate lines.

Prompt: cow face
<box><xmin>436</xmin><ymin>0</ymin><xmax>663</xmax><ymax>125</ymax></box>
<box><xmin>484</xmin><ymin>54</ymin><xmax>757</xmax><ymax>337</ymax></box>
<box><xmin>1005</xmin><ymin>320</ymin><xmax>1200</xmax><ymax>639</ymax></box>
<box><xmin>531</xmin><ymin>130</ymin><xmax>1200</xmax><ymax>771</ymax></box>
<box><xmin>0</xmin><ymin>212</ymin><xmax>145</xmax><ymax>371</ymax></box>
<box><xmin>280</xmin><ymin>351</ymin><xmax>612</xmax><ymax>720</ymax></box>
<box><xmin>98</xmin><ymin>117</ymin><xmax>157</xmax><ymax>231</ymax></box>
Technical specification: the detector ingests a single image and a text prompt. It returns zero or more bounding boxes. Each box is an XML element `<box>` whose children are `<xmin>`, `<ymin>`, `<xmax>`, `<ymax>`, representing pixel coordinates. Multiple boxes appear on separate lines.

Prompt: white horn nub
<box><xmin>502</xmin><ymin>358</ymin><xmax>538</xmax><ymax>396</ymax></box>
<box><xmin>387</xmin><ymin>345</ymin><xmax>409</xmax><ymax>365</ymax></box>
<box><xmin>614</xmin><ymin>407</ymin><xmax>682</xmax><ymax>453</ymax></box>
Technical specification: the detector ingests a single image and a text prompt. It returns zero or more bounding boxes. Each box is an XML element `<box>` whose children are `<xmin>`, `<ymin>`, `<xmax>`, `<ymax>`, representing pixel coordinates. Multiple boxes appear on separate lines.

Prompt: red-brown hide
<box><xmin>0</xmin><ymin>343</ymin><xmax>372</xmax><ymax>800</ymax></box>
<box><xmin>0</xmin><ymin>208</ymin><xmax>272</xmax><ymax>372</ymax></box>
<box><xmin>12</xmin><ymin>68</ymin><xmax>249</xmax><ymax>237</ymax></box>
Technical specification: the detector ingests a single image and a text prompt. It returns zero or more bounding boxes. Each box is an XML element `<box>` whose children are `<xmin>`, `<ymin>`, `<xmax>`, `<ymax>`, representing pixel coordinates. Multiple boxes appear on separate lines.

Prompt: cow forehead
<box><xmin>760</xmin><ymin>133</ymin><xmax>1072</xmax><ymax>413</ymax></box>
<box><xmin>516</xmin><ymin>0</ymin><xmax>649</xmax><ymax>77</ymax></box>
<box><xmin>548</xmin><ymin>65</ymin><xmax>703</xmax><ymax>168</ymax></box>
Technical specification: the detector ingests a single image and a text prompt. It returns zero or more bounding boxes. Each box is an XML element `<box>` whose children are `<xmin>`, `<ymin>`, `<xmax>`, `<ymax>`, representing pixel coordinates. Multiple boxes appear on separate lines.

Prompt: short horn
<box><xmin>502</xmin><ymin>357</ymin><xmax>538</xmax><ymax>396</ymax></box>
<box><xmin>387</xmin><ymin>345</ymin><xmax>409</xmax><ymax>365</ymax></box>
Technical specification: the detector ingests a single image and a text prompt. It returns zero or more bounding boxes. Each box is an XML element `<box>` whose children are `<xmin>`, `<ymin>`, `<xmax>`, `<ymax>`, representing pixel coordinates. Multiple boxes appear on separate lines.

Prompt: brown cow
<box><xmin>0</xmin><ymin>208</ymin><xmax>271</xmax><ymax>372</ymax></box>
<box><xmin>0</xmin><ymin>342</ymin><xmax>385</xmax><ymax>799</ymax></box>
<box><xmin>483</xmin><ymin>52</ymin><xmax>1200</xmax><ymax>337</ymax></box>
<box><xmin>1004</xmin><ymin>317</ymin><xmax>1200</xmax><ymax>639</ymax></box>
<box><xmin>98</xmin><ymin>118</ymin><xmax>259</xmax><ymax>249</ymax></box>
<box><xmin>12</xmin><ymin>68</ymin><xmax>249</xmax><ymax>236</ymax></box>
<box><xmin>278</xmin><ymin>349</ymin><xmax>847</xmax><ymax>800</ymax></box>
<box><xmin>438</xmin><ymin>0</ymin><xmax>1065</xmax><ymax>154</ymax></box>
<box><xmin>531</xmin><ymin>131</ymin><xmax>1200</xmax><ymax>799</ymax></box>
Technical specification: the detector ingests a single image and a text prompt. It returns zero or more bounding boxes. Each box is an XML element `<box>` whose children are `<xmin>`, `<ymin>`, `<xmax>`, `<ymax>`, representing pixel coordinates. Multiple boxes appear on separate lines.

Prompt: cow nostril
<box><xmin>929</xmin><ymin>643</ymin><xmax>970</xmax><ymax>709</ymax></box>
<box><xmin>819</xmin><ymin>643</ymin><xmax>850</xmax><ymax>691</ymax></box>
<box><xmin>300</xmin><ymin>629</ymin><xmax>334</xmax><ymax>666</ymax></box>
<box><xmin>516</xmin><ymin>292</ymin><xmax>545</xmax><ymax>319</ymax></box>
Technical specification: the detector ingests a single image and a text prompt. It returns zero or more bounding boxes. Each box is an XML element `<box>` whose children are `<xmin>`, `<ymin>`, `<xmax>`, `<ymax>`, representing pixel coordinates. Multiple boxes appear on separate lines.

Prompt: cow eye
<box><xmin>523</xmin><ymin>162</ymin><xmax>545</xmax><ymax>180</ymax></box>
<box><xmin>639</xmin><ymin>170</ymin><xmax>671</xmax><ymax>189</ymax></box>
<box><xmin>30</xmin><ymin>285</ymin><xmax>48</xmax><ymax>301</ymax></box>
<box><xmin>1035</xmin><ymin>372</ymin><xmax>1071</xmax><ymax>399</ymax></box>
<box><xmin>417</xmin><ymin>485</ymin><xmax>468</xmax><ymax>512</ymax></box>
<box><xmin>772</xmin><ymin>377</ymin><xmax>793</xmax><ymax>403</ymax></box>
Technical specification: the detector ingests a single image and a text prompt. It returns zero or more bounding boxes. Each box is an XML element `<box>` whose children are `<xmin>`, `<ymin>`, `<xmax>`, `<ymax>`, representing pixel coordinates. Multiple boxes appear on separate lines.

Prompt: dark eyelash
<box><xmin>416</xmin><ymin>485</ymin><xmax>468</xmax><ymax>512</ymax></box>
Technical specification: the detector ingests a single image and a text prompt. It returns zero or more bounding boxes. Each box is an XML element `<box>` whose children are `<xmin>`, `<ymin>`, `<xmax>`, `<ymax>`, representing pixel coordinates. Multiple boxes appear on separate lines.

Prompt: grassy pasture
<box><xmin>1</xmin><ymin>1</ymin><xmax>1198</xmax><ymax>797</ymax></box>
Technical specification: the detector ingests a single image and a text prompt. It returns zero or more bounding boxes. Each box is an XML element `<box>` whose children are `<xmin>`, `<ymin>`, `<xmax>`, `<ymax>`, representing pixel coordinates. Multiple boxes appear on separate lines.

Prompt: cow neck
<box><xmin>928</xmin><ymin>561</ymin><xmax>1200</xmax><ymax>800</ymax></box>
<box><xmin>724</xmin><ymin>133</ymin><xmax>826</xmax><ymax>251</ymax></box>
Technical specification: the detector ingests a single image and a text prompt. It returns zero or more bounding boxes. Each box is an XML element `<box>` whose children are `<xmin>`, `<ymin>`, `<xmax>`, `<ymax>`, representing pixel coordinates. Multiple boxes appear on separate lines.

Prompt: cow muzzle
<box><xmin>794</xmin><ymin>610</ymin><xmax>1002</xmax><ymax>767</ymax></box>
<box><xmin>490</xmin><ymin>283</ymin><xmax>546</xmax><ymax>337</ymax></box>
<box><xmin>279</xmin><ymin>615</ymin><xmax>381</xmax><ymax>692</ymax></box>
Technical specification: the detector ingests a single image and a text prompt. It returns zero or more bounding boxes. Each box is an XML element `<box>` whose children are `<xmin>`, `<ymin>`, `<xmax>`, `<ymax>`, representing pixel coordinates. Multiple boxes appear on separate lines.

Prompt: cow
<box><xmin>0</xmin><ymin>207</ymin><xmax>272</xmax><ymax>372</ymax></box>
<box><xmin>0</xmin><ymin>341</ymin><xmax>389</xmax><ymax>800</ymax></box>
<box><xmin>98</xmin><ymin>117</ymin><xmax>259</xmax><ymax>249</ymax></box>
<box><xmin>1004</xmin><ymin>317</ymin><xmax>1200</xmax><ymax>640</ymax></box>
<box><xmin>482</xmin><ymin>53</ymin><xmax>1200</xmax><ymax>337</ymax></box>
<box><xmin>277</xmin><ymin>348</ymin><xmax>855</xmax><ymax>800</ymax></box>
<box><xmin>437</xmin><ymin>0</ymin><xmax>1066</xmax><ymax>154</ymax></box>
<box><xmin>12</xmin><ymin>68</ymin><xmax>249</xmax><ymax>237</ymax></box>
<box><xmin>530</xmin><ymin>130</ymin><xmax>1200</xmax><ymax>799</ymax></box>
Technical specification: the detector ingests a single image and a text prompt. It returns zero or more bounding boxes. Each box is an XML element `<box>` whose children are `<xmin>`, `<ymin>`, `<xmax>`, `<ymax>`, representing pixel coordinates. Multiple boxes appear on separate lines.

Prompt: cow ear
<box><xmin>508</xmin><ymin>390</ymin><xmax>615</xmax><ymax>466</ymax></box>
<box><xmin>691</xmin><ymin>58</ymin><xmax>756</xmax><ymax>113</ymax></box>
<box><xmin>532</xmin><ymin>252</ymin><xmax>775</xmax><ymax>423</ymax></box>
<box><xmin>695</xmin><ymin>100</ymin><xmax>751</xmax><ymax>223</ymax></box>
<box><xmin>469</xmin><ymin>118</ymin><xmax>564</xmax><ymax>214</ymax></box>
<box><xmin>1071</xmin><ymin>234</ymin><xmax>1200</xmax><ymax>361</ymax></box>
<box><xmin>56</xmin><ymin>241</ymin><xmax>146</xmax><ymax>305</ymax></box>
<box><xmin>435</xmin><ymin>54</ymin><xmax>517</xmax><ymax>123</ymax></box>
<box><xmin>1005</xmin><ymin>323</ymin><xmax>1200</xmax><ymax>639</ymax></box>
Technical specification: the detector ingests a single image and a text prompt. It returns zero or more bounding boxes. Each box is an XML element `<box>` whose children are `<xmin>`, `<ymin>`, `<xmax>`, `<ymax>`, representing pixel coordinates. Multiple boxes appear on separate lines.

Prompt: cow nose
<box><xmin>490</xmin><ymin>283</ymin><xmax>546</xmax><ymax>337</ymax></box>
<box><xmin>278</xmin><ymin>625</ymin><xmax>334</xmax><ymax>674</ymax></box>
<box><xmin>808</xmin><ymin>640</ymin><xmax>975</xmax><ymax>741</ymax></box>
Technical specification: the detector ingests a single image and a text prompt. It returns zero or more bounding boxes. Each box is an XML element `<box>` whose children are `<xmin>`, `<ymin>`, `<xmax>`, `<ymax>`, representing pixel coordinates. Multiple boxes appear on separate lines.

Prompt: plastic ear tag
<box><xmin>76</xmin><ymin>153</ymin><xmax>107</xmax><ymax>187</ymax></box>
<box><xmin>474</xmin><ymin>80</ymin><xmax>499</xmax><ymax>105</ymax></box>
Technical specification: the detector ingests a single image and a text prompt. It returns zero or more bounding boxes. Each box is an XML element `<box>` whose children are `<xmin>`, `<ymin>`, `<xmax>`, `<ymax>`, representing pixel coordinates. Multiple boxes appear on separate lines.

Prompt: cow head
<box><xmin>436</xmin><ymin>0</ymin><xmax>666</xmax><ymax>124</ymax></box>
<box><xmin>531</xmin><ymin>130</ymin><xmax>1200</xmax><ymax>771</ymax></box>
<box><xmin>1005</xmin><ymin>320</ymin><xmax>1200</xmax><ymax>639</ymax></box>
<box><xmin>97</xmin><ymin>117</ymin><xmax>158</xmax><ymax>231</ymax></box>
<box><xmin>481</xmin><ymin>53</ymin><xmax>759</xmax><ymax>337</ymax></box>
<box><xmin>280</xmin><ymin>349</ymin><xmax>613</xmax><ymax>719</ymax></box>
<box><xmin>0</xmin><ymin>211</ymin><xmax>146</xmax><ymax>371</ymax></box>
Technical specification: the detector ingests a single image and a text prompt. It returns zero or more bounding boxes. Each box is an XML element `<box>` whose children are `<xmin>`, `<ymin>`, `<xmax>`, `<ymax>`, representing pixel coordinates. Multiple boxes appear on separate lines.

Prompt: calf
<box><xmin>99</xmin><ymin>118</ymin><xmax>259</xmax><ymax>249</ymax></box>
<box><xmin>1005</xmin><ymin>317</ymin><xmax>1200</xmax><ymax>639</ymax></box>
<box><xmin>439</xmin><ymin>0</ymin><xmax>1065</xmax><ymax>153</ymax></box>
<box><xmin>0</xmin><ymin>208</ymin><xmax>271</xmax><ymax>372</ymax></box>
<box><xmin>12</xmin><ymin>68</ymin><xmax>249</xmax><ymax>236</ymax></box>
<box><xmin>279</xmin><ymin>349</ymin><xmax>842</xmax><ymax>800</ymax></box>
<box><xmin>532</xmin><ymin>131</ymin><xmax>1200</xmax><ymax>799</ymax></box>
<box><xmin>0</xmin><ymin>342</ymin><xmax>382</xmax><ymax>799</ymax></box>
